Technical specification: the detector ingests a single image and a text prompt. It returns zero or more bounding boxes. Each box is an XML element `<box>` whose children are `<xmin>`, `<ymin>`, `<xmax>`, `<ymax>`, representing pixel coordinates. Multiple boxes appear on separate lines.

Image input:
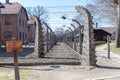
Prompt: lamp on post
<box><xmin>61</xmin><ymin>14</ymin><xmax>81</xmax><ymax>28</ymax></box>
<box><xmin>61</xmin><ymin>14</ymin><xmax>82</xmax><ymax>54</ymax></box>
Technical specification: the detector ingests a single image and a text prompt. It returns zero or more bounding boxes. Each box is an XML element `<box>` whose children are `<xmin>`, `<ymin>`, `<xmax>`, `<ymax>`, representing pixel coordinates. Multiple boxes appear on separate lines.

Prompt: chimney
<box><xmin>6</xmin><ymin>0</ymin><xmax>9</xmax><ymax>3</ymax></box>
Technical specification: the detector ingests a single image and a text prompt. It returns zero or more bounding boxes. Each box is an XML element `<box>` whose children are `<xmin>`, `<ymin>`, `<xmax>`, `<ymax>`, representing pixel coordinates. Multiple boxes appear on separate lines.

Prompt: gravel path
<box><xmin>96</xmin><ymin>43</ymin><xmax>120</xmax><ymax>63</ymax></box>
<box><xmin>0</xmin><ymin>42</ymin><xmax>81</xmax><ymax>65</ymax></box>
<box><xmin>45</xmin><ymin>42</ymin><xmax>80</xmax><ymax>59</ymax></box>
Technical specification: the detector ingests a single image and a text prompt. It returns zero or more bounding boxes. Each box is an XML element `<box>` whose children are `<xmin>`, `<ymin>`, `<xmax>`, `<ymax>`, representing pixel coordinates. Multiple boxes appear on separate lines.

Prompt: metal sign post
<box><xmin>6</xmin><ymin>39</ymin><xmax>22</xmax><ymax>80</ymax></box>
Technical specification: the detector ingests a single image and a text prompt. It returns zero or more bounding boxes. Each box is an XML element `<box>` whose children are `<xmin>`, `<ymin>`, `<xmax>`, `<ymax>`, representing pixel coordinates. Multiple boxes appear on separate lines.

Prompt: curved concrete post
<box><xmin>33</xmin><ymin>16</ymin><xmax>44</xmax><ymax>58</ymax></box>
<box><xmin>71</xmin><ymin>24</ymin><xmax>77</xmax><ymax>51</ymax></box>
<box><xmin>76</xmin><ymin>6</ymin><xmax>97</xmax><ymax>66</ymax></box>
<box><xmin>68</xmin><ymin>27</ymin><xmax>73</xmax><ymax>48</ymax></box>
<box><xmin>72</xmin><ymin>19</ymin><xmax>82</xmax><ymax>54</ymax></box>
<box><xmin>116</xmin><ymin>0</ymin><xmax>120</xmax><ymax>47</ymax></box>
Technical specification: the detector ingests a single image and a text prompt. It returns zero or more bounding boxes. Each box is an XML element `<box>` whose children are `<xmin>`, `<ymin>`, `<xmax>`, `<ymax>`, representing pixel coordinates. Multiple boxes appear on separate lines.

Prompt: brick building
<box><xmin>0</xmin><ymin>0</ymin><xmax>28</xmax><ymax>44</ymax></box>
<box><xmin>27</xmin><ymin>18</ymin><xmax>36</xmax><ymax>43</ymax></box>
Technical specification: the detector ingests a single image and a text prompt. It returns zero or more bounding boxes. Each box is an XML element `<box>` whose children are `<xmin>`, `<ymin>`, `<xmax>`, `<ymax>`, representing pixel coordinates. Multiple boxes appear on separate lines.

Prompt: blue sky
<box><xmin>1</xmin><ymin>0</ymin><xmax>92</xmax><ymax>30</ymax></box>
<box><xmin>1</xmin><ymin>0</ymin><xmax>90</xmax><ymax>7</ymax></box>
<box><xmin>1</xmin><ymin>0</ymin><xmax>113</xmax><ymax>31</ymax></box>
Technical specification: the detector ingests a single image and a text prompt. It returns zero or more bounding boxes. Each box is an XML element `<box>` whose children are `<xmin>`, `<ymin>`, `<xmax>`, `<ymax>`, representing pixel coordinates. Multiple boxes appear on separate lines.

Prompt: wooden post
<box><xmin>14</xmin><ymin>51</ymin><xmax>20</xmax><ymax>80</ymax></box>
<box><xmin>12</xmin><ymin>38</ymin><xmax>20</xmax><ymax>80</ymax></box>
<box><xmin>107</xmin><ymin>35</ymin><xmax>110</xmax><ymax>59</ymax></box>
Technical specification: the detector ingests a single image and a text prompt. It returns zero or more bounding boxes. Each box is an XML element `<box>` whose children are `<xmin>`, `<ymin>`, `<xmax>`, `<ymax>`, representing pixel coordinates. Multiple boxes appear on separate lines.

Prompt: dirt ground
<box><xmin>24</xmin><ymin>56</ymin><xmax>120</xmax><ymax>80</ymax></box>
<box><xmin>27</xmin><ymin>43</ymin><xmax>120</xmax><ymax>80</ymax></box>
<box><xmin>0</xmin><ymin>43</ymin><xmax>120</xmax><ymax>80</ymax></box>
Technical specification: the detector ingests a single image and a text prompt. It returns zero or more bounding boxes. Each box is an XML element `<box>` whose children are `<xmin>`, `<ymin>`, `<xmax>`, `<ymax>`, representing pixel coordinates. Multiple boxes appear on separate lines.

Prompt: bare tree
<box><xmin>84</xmin><ymin>0</ymin><xmax>120</xmax><ymax>47</ymax></box>
<box><xmin>26</xmin><ymin>7</ymin><xmax>33</xmax><ymax>18</ymax></box>
<box><xmin>86</xmin><ymin>0</ymin><xmax>117</xmax><ymax>25</ymax></box>
<box><xmin>26</xmin><ymin>6</ymin><xmax>48</xmax><ymax>21</ymax></box>
<box><xmin>34</xmin><ymin>6</ymin><xmax>48</xmax><ymax>21</ymax></box>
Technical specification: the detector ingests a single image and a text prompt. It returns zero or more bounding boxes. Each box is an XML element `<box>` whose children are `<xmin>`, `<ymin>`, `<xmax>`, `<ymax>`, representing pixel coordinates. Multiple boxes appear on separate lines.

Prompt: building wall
<box><xmin>17</xmin><ymin>8</ymin><xmax>28</xmax><ymax>42</ymax></box>
<box><xmin>0</xmin><ymin>8</ymin><xmax>28</xmax><ymax>43</ymax></box>
<box><xmin>0</xmin><ymin>14</ymin><xmax>18</xmax><ymax>43</ymax></box>
<box><xmin>94</xmin><ymin>30</ymin><xmax>111</xmax><ymax>41</ymax></box>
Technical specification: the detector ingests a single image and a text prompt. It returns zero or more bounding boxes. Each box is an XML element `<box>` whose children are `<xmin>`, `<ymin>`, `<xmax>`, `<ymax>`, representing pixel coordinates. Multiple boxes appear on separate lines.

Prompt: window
<box><xmin>5</xmin><ymin>16</ymin><xmax>11</xmax><ymax>25</ymax></box>
<box><xmin>5</xmin><ymin>20</ymin><xmax>11</xmax><ymax>25</ymax></box>
<box><xmin>22</xmin><ymin>20</ymin><xmax>24</xmax><ymax>27</ymax></box>
<box><xmin>4</xmin><ymin>31</ymin><xmax>12</xmax><ymax>38</ymax></box>
<box><xmin>19</xmin><ymin>18</ymin><xmax>21</xmax><ymax>26</ymax></box>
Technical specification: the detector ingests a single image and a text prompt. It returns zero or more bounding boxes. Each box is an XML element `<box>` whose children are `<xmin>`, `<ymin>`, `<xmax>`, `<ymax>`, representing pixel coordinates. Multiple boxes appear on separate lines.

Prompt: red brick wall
<box><xmin>0</xmin><ymin>8</ymin><xmax>28</xmax><ymax>43</ymax></box>
<box><xmin>17</xmin><ymin>8</ymin><xmax>28</xmax><ymax>42</ymax></box>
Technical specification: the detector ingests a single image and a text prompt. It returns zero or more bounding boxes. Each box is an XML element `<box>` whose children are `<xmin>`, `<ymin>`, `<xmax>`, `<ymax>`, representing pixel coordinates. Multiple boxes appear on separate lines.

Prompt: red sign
<box><xmin>6</xmin><ymin>40</ymin><xmax>23</xmax><ymax>53</ymax></box>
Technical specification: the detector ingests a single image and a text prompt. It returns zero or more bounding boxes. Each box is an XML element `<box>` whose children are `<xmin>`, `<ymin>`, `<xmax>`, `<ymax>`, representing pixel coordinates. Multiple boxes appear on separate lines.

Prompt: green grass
<box><xmin>0</xmin><ymin>68</ymin><xmax>33</xmax><ymax>80</ymax></box>
<box><xmin>20</xmin><ymin>69</ymin><xmax>32</xmax><ymax>80</ymax></box>
<box><xmin>110</xmin><ymin>43</ymin><xmax>120</xmax><ymax>55</ymax></box>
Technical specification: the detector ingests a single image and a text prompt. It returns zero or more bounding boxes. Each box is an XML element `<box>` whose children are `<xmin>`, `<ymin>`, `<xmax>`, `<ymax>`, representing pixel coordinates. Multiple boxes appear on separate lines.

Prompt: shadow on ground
<box><xmin>44</xmin><ymin>57</ymin><xmax>80</xmax><ymax>60</ymax></box>
<box><xmin>0</xmin><ymin>65</ymin><xmax>60</xmax><ymax>71</ymax></box>
<box><xmin>0</xmin><ymin>47</ymin><xmax>34</xmax><ymax>57</ymax></box>
<box><xmin>96</xmin><ymin>64</ymin><xmax>120</xmax><ymax>70</ymax></box>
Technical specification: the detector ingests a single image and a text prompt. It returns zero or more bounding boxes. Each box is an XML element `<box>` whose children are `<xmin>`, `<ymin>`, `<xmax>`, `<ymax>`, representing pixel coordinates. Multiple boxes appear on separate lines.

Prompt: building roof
<box><xmin>94</xmin><ymin>29</ymin><xmax>111</xmax><ymax>35</ymax></box>
<box><xmin>1</xmin><ymin>2</ymin><xmax>23</xmax><ymax>14</ymax></box>
<box><xmin>98</xmin><ymin>27</ymin><xmax>116</xmax><ymax>34</ymax></box>
<box><xmin>75</xmin><ymin>28</ymin><xmax>114</xmax><ymax>37</ymax></box>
